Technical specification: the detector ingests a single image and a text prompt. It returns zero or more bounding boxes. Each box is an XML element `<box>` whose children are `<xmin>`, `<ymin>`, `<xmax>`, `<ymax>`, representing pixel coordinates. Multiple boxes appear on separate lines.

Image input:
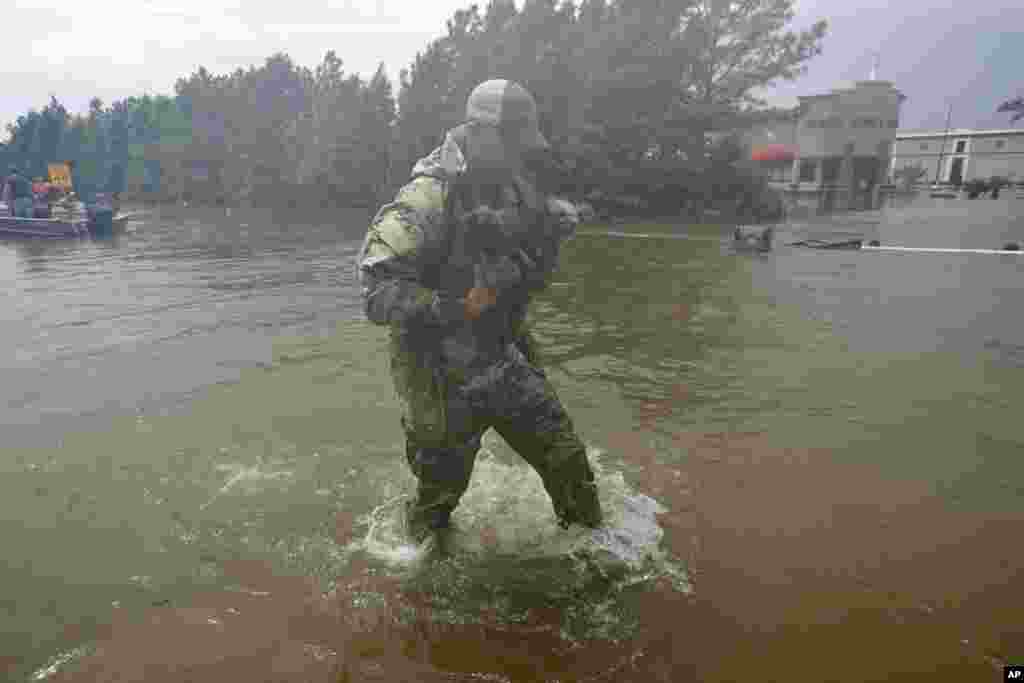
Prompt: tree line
<box><xmin>2</xmin><ymin>0</ymin><xmax>829</xmax><ymax>217</ymax></box>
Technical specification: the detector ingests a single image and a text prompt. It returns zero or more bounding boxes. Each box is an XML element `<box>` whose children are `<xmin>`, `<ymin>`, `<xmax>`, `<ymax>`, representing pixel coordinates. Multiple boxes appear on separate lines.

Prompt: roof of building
<box><xmin>895</xmin><ymin>128</ymin><xmax>1024</xmax><ymax>139</ymax></box>
<box><xmin>897</xmin><ymin>127</ymin><xmax>1024</xmax><ymax>139</ymax></box>
<box><xmin>798</xmin><ymin>80</ymin><xmax>906</xmax><ymax>103</ymax></box>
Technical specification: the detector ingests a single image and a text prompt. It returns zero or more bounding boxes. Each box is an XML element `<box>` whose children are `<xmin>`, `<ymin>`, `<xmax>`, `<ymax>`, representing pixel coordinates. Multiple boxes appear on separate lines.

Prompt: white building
<box><xmin>890</xmin><ymin>128</ymin><xmax>1024</xmax><ymax>185</ymax></box>
<box><xmin>725</xmin><ymin>79</ymin><xmax>905</xmax><ymax>210</ymax></box>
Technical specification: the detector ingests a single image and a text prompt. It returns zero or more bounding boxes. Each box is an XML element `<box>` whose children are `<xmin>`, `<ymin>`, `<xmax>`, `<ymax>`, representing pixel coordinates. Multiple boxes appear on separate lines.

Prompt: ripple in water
<box><xmin>198</xmin><ymin>462</ymin><xmax>294</xmax><ymax>511</ymax></box>
<box><xmin>348</xmin><ymin>447</ymin><xmax>691</xmax><ymax>641</ymax></box>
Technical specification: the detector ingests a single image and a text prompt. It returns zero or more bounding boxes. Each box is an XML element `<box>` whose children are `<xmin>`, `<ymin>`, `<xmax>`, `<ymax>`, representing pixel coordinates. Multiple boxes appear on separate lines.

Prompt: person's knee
<box><xmin>549</xmin><ymin>436</ymin><xmax>595</xmax><ymax>480</ymax></box>
<box><xmin>405</xmin><ymin>434</ymin><xmax>480</xmax><ymax>484</ymax></box>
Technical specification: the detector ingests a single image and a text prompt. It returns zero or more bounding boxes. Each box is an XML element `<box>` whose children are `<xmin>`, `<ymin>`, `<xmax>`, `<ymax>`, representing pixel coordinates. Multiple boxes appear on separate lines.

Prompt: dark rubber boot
<box><xmin>556</xmin><ymin>480</ymin><xmax>603</xmax><ymax>530</ymax></box>
<box><xmin>403</xmin><ymin>498</ymin><xmax>452</xmax><ymax>543</ymax></box>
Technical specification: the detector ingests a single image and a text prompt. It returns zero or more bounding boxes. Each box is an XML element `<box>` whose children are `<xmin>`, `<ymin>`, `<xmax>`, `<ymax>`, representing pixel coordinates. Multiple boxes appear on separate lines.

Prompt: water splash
<box><xmin>344</xmin><ymin>446</ymin><xmax>690</xmax><ymax>644</ymax></box>
<box><xmin>357</xmin><ymin>493</ymin><xmax>429</xmax><ymax>566</ymax></box>
<box><xmin>30</xmin><ymin>645</ymin><xmax>93</xmax><ymax>681</ymax></box>
<box><xmin>352</xmin><ymin>445</ymin><xmax>691</xmax><ymax>596</ymax></box>
<box><xmin>198</xmin><ymin>462</ymin><xmax>293</xmax><ymax>511</ymax></box>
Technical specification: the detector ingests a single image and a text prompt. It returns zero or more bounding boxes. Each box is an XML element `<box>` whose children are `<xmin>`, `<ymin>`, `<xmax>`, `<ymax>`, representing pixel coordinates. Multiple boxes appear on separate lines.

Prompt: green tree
<box><xmin>357</xmin><ymin>63</ymin><xmax>397</xmax><ymax>202</ymax></box>
<box><xmin>291</xmin><ymin>50</ymin><xmax>361</xmax><ymax>198</ymax></box>
<box><xmin>0</xmin><ymin>0</ymin><xmax>828</xmax><ymax>213</ymax></box>
<box><xmin>392</xmin><ymin>40</ymin><xmax>459</xmax><ymax>182</ymax></box>
<box><xmin>673</xmin><ymin>0</ymin><xmax>827</xmax><ymax>169</ymax></box>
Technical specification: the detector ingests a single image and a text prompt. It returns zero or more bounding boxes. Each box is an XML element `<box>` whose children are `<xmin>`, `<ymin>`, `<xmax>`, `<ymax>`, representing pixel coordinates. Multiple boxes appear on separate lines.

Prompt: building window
<box><xmin>799</xmin><ymin>160</ymin><xmax>816</xmax><ymax>182</ymax></box>
<box><xmin>920</xmin><ymin>143</ymin><xmax>929</xmax><ymax>151</ymax></box>
<box><xmin>954</xmin><ymin>140</ymin><xmax>966</xmax><ymax>154</ymax></box>
<box><xmin>767</xmin><ymin>163</ymin><xmax>790</xmax><ymax>182</ymax></box>
<box><xmin>995</xmin><ymin>139</ymin><xmax>1006</xmax><ymax>150</ymax></box>
<box><xmin>822</xmin><ymin>158</ymin><xmax>841</xmax><ymax>183</ymax></box>
<box><xmin>808</xmin><ymin>118</ymin><xmax>840</xmax><ymax>129</ymax></box>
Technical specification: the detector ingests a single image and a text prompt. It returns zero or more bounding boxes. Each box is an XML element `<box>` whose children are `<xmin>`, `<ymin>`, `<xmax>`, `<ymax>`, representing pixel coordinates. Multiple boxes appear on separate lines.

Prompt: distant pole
<box><xmin>934</xmin><ymin>103</ymin><xmax>953</xmax><ymax>185</ymax></box>
<box><xmin>869</xmin><ymin>51</ymin><xmax>880</xmax><ymax>80</ymax></box>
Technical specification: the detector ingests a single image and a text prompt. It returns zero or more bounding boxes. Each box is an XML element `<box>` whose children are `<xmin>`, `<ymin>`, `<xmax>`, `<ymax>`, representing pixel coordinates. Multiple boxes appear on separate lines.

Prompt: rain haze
<box><xmin>4</xmin><ymin>1</ymin><xmax>1024</xmax><ymax>682</ymax></box>
<box><xmin>4</xmin><ymin>0</ymin><xmax>1024</xmax><ymax>132</ymax></box>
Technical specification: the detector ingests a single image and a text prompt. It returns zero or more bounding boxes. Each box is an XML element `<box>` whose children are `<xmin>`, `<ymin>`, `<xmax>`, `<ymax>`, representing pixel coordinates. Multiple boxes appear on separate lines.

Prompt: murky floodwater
<box><xmin>2</xmin><ymin>196</ymin><xmax>1023</xmax><ymax>682</ymax></box>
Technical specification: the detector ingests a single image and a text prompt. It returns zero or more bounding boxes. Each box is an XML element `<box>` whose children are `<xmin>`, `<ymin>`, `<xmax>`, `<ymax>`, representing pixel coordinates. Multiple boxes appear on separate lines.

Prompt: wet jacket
<box><xmin>357</xmin><ymin>122</ymin><xmax>579</xmax><ymax>370</ymax></box>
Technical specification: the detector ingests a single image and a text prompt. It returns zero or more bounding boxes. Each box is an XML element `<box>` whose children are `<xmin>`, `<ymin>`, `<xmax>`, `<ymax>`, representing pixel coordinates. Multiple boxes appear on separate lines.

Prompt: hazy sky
<box><xmin>3</xmin><ymin>0</ymin><xmax>1022</xmax><ymax>138</ymax></box>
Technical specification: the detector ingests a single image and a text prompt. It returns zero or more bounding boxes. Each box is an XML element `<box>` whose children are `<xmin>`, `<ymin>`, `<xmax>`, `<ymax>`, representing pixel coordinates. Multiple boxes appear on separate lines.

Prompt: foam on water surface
<box><xmin>341</xmin><ymin>446</ymin><xmax>692</xmax><ymax>643</ymax></box>
<box><xmin>352</xmin><ymin>446</ymin><xmax>690</xmax><ymax>592</ymax></box>
<box><xmin>198</xmin><ymin>462</ymin><xmax>294</xmax><ymax>510</ymax></box>
<box><xmin>30</xmin><ymin>645</ymin><xmax>93</xmax><ymax>681</ymax></box>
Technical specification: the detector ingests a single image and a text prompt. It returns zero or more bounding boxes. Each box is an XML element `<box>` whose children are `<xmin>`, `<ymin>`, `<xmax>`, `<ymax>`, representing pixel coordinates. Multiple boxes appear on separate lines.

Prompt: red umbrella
<box><xmin>751</xmin><ymin>144</ymin><xmax>797</xmax><ymax>162</ymax></box>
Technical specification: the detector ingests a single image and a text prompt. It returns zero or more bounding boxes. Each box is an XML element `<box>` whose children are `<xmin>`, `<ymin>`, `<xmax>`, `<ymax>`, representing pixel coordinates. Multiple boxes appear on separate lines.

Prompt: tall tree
<box><xmin>674</xmin><ymin>0</ymin><xmax>827</xmax><ymax>164</ymax></box>
<box><xmin>0</xmin><ymin>0</ymin><xmax>827</xmax><ymax>213</ymax></box>
<box><xmin>360</xmin><ymin>63</ymin><xmax>397</xmax><ymax>201</ymax></box>
<box><xmin>393</xmin><ymin>39</ymin><xmax>460</xmax><ymax>181</ymax></box>
<box><xmin>292</xmin><ymin>50</ymin><xmax>356</xmax><ymax>191</ymax></box>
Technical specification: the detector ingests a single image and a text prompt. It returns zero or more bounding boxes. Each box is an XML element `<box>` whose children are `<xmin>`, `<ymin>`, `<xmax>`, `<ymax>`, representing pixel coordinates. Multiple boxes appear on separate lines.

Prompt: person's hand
<box><xmin>463</xmin><ymin>286</ymin><xmax>498</xmax><ymax>320</ymax></box>
<box><xmin>476</xmin><ymin>253</ymin><xmax>523</xmax><ymax>291</ymax></box>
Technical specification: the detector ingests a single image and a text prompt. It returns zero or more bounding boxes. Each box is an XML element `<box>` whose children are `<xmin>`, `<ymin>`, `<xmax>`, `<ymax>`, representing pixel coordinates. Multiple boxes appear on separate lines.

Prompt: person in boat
<box><xmin>32</xmin><ymin>177</ymin><xmax>52</xmax><ymax>218</ymax></box>
<box><xmin>357</xmin><ymin>79</ymin><xmax>604</xmax><ymax>542</ymax></box>
<box><xmin>105</xmin><ymin>163</ymin><xmax>124</xmax><ymax>215</ymax></box>
<box><xmin>85</xmin><ymin>192</ymin><xmax>116</xmax><ymax>231</ymax></box>
<box><xmin>70</xmin><ymin>162</ymin><xmax>105</xmax><ymax>222</ymax></box>
<box><xmin>46</xmin><ymin>180</ymin><xmax>63</xmax><ymax>205</ymax></box>
<box><xmin>4</xmin><ymin>166</ymin><xmax>33</xmax><ymax>218</ymax></box>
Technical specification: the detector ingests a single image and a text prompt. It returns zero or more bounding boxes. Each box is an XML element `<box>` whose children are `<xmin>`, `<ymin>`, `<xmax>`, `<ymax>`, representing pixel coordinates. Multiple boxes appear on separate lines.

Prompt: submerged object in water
<box><xmin>788</xmin><ymin>237</ymin><xmax>864</xmax><ymax>250</ymax></box>
<box><xmin>732</xmin><ymin>225</ymin><xmax>774</xmax><ymax>251</ymax></box>
<box><xmin>789</xmin><ymin>238</ymin><xmax>1024</xmax><ymax>255</ymax></box>
<box><xmin>861</xmin><ymin>244</ymin><xmax>1024</xmax><ymax>255</ymax></box>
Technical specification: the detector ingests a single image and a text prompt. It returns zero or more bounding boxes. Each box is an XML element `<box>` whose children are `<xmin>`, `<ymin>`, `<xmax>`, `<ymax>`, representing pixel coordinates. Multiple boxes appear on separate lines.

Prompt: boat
<box><xmin>0</xmin><ymin>212</ymin><xmax>144</xmax><ymax>238</ymax></box>
<box><xmin>0</xmin><ymin>208</ymin><xmax>145</xmax><ymax>239</ymax></box>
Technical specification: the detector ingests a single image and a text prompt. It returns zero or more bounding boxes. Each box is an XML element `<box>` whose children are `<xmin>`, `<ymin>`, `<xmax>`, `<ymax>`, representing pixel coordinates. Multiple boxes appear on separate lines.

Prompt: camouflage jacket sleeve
<box><xmin>357</xmin><ymin>176</ymin><xmax>454</xmax><ymax>328</ymax></box>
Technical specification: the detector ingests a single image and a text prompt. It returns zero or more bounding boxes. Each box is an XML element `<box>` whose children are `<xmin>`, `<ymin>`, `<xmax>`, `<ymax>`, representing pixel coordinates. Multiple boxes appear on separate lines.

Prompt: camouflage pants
<box><xmin>389</xmin><ymin>329</ymin><xmax>602</xmax><ymax>535</ymax></box>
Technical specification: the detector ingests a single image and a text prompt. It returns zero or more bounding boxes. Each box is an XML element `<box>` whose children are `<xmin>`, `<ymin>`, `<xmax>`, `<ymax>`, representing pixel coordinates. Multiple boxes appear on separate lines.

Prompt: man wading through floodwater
<box><xmin>357</xmin><ymin>80</ymin><xmax>604</xmax><ymax>542</ymax></box>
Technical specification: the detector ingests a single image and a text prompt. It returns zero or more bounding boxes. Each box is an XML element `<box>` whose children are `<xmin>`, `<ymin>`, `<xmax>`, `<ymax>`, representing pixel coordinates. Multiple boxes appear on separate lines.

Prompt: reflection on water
<box><xmin>3</xmin><ymin>198</ymin><xmax>1024</xmax><ymax>681</ymax></box>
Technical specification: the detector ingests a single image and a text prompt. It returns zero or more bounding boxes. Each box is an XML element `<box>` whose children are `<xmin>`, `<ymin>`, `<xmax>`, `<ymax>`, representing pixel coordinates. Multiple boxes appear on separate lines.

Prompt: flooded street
<box><xmin>3</xmin><ymin>196</ymin><xmax>1023</xmax><ymax>681</ymax></box>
